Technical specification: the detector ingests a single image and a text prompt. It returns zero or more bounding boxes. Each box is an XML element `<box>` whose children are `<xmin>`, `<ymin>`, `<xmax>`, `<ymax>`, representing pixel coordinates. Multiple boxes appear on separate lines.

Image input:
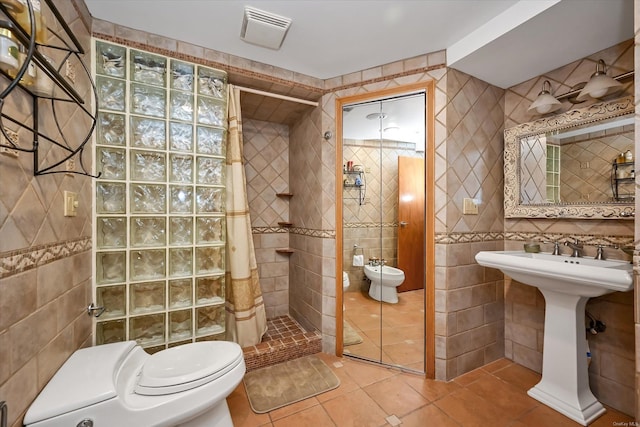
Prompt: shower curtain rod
<box><xmin>235</xmin><ymin>85</ymin><xmax>319</xmax><ymax>107</ymax></box>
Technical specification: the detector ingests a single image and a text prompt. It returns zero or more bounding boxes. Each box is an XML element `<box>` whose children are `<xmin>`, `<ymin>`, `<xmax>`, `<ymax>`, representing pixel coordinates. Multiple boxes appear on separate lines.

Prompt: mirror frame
<box><xmin>504</xmin><ymin>96</ymin><xmax>635</xmax><ymax>219</ymax></box>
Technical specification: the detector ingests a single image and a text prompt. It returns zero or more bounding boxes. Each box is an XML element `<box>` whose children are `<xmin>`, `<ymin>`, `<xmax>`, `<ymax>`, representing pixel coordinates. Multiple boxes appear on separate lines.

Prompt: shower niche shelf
<box><xmin>0</xmin><ymin>0</ymin><xmax>97</xmax><ymax>177</ymax></box>
<box><xmin>276</xmin><ymin>192</ymin><xmax>293</xmax><ymax>197</ymax></box>
<box><xmin>275</xmin><ymin>248</ymin><xmax>294</xmax><ymax>255</ymax></box>
<box><xmin>277</xmin><ymin>221</ymin><xmax>293</xmax><ymax>227</ymax></box>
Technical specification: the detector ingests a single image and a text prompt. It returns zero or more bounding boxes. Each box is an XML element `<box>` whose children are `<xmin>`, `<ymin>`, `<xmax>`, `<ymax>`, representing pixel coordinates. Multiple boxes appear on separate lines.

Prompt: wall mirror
<box><xmin>337</xmin><ymin>84</ymin><xmax>429</xmax><ymax>374</ymax></box>
<box><xmin>504</xmin><ymin>96</ymin><xmax>635</xmax><ymax>219</ymax></box>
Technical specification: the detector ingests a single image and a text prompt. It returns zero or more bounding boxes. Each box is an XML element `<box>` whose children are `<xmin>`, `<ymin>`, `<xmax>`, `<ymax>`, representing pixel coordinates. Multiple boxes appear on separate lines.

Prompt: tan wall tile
<box><xmin>9</xmin><ymin>303</ymin><xmax>58</xmax><ymax>373</ymax></box>
<box><xmin>0</xmin><ymin>270</ymin><xmax>37</xmax><ymax>331</ymax></box>
<box><xmin>36</xmin><ymin>327</ymin><xmax>74</xmax><ymax>388</ymax></box>
<box><xmin>0</xmin><ymin>330</ymin><xmax>9</xmax><ymax>384</ymax></box>
<box><xmin>0</xmin><ymin>358</ymin><xmax>38</xmax><ymax>427</ymax></box>
<box><xmin>456</xmin><ymin>348</ymin><xmax>484</xmax><ymax>376</ymax></box>
<box><xmin>456</xmin><ymin>306</ymin><xmax>484</xmax><ymax>332</ymax></box>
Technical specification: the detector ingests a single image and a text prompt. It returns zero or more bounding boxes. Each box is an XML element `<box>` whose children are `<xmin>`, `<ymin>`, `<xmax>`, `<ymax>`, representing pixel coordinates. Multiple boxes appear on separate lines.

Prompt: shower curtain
<box><xmin>225</xmin><ymin>84</ymin><xmax>268</xmax><ymax>347</ymax></box>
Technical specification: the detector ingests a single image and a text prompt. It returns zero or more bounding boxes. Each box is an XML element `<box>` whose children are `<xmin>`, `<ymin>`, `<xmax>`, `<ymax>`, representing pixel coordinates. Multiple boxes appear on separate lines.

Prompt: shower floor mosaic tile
<box><xmin>242</xmin><ymin>315</ymin><xmax>322</xmax><ymax>372</ymax></box>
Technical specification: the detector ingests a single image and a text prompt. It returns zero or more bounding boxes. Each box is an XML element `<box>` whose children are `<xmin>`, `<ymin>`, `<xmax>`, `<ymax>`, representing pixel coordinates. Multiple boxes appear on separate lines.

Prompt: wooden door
<box><xmin>397</xmin><ymin>156</ymin><xmax>425</xmax><ymax>292</ymax></box>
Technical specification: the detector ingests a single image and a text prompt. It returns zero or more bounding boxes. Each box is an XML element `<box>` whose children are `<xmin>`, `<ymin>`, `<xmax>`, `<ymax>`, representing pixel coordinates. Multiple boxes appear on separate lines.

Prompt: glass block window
<box><xmin>93</xmin><ymin>39</ymin><xmax>228</xmax><ymax>350</ymax></box>
<box><xmin>546</xmin><ymin>144</ymin><xmax>560</xmax><ymax>203</ymax></box>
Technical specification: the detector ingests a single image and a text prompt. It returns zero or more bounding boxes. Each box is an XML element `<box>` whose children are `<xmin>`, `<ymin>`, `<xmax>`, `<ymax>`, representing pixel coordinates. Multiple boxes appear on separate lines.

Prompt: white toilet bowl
<box><xmin>364</xmin><ymin>264</ymin><xmax>405</xmax><ymax>304</ymax></box>
<box><xmin>24</xmin><ymin>340</ymin><xmax>245</xmax><ymax>427</ymax></box>
<box><xmin>342</xmin><ymin>271</ymin><xmax>351</xmax><ymax>311</ymax></box>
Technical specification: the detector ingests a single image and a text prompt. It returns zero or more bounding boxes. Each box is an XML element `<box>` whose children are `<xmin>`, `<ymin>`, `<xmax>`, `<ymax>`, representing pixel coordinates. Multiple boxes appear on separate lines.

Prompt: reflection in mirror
<box><xmin>519</xmin><ymin>115</ymin><xmax>634</xmax><ymax>204</ymax></box>
<box><xmin>341</xmin><ymin>90</ymin><xmax>426</xmax><ymax>372</ymax></box>
<box><xmin>504</xmin><ymin>96</ymin><xmax>635</xmax><ymax>219</ymax></box>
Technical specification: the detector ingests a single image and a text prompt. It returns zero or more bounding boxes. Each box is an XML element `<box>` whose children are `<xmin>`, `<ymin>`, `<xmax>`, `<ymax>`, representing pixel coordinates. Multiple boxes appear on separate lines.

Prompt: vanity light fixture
<box><xmin>528</xmin><ymin>80</ymin><xmax>562</xmax><ymax>115</ymax></box>
<box><xmin>576</xmin><ymin>59</ymin><xmax>622</xmax><ymax>101</ymax></box>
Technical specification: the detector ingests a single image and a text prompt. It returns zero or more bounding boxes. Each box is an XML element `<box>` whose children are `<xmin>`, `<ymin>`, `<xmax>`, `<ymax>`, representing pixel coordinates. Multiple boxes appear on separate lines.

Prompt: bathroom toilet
<box><xmin>364</xmin><ymin>264</ymin><xmax>405</xmax><ymax>304</ymax></box>
<box><xmin>24</xmin><ymin>340</ymin><xmax>245</xmax><ymax>427</ymax></box>
<box><xmin>342</xmin><ymin>271</ymin><xmax>350</xmax><ymax>311</ymax></box>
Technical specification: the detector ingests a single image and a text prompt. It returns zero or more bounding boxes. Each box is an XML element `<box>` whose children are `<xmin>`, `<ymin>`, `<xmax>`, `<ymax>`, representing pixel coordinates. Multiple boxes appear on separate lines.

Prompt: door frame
<box><xmin>335</xmin><ymin>81</ymin><xmax>436</xmax><ymax>378</ymax></box>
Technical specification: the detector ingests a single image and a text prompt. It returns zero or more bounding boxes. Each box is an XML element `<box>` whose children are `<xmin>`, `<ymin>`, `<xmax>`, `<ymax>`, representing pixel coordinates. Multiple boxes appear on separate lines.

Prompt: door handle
<box><xmin>399</xmin><ymin>221</ymin><xmax>408</xmax><ymax>227</ymax></box>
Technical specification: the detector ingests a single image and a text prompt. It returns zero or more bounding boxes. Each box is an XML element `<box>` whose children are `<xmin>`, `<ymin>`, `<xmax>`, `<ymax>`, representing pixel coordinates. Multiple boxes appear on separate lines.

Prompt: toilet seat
<box><xmin>135</xmin><ymin>341</ymin><xmax>244</xmax><ymax>396</ymax></box>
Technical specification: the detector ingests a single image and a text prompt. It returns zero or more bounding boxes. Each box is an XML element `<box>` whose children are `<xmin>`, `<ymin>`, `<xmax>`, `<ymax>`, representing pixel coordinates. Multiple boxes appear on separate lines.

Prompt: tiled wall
<box><xmin>435</xmin><ymin>69</ymin><xmax>506</xmax><ymax>380</ymax></box>
<box><xmin>560</xmin><ymin>130</ymin><xmax>634</xmax><ymax>202</ymax></box>
<box><xmin>0</xmin><ymin>2</ymin><xmax>93</xmax><ymax>426</ymax></box>
<box><xmin>242</xmin><ymin>119</ymin><xmax>290</xmax><ymax>319</ymax></box>
<box><xmin>504</xmin><ymin>40</ymin><xmax>635</xmax><ymax>415</ymax></box>
<box><xmin>288</xmin><ymin>106</ymin><xmax>331</xmax><ymax>346</ymax></box>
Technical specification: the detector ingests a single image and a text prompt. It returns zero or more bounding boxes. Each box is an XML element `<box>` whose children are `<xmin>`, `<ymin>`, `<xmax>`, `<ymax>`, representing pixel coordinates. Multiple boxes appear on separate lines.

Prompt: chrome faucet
<box><xmin>564</xmin><ymin>238</ymin><xmax>583</xmax><ymax>257</ymax></box>
<box><xmin>368</xmin><ymin>257</ymin><xmax>386</xmax><ymax>266</ymax></box>
<box><xmin>594</xmin><ymin>245</ymin><xmax>606</xmax><ymax>260</ymax></box>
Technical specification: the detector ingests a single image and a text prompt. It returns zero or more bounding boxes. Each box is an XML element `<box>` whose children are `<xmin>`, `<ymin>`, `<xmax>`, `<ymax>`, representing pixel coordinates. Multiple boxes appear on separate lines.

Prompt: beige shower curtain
<box><xmin>225</xmin><ymin>84</ymin><xmax>267</xmax><ymax>347</ymax></box>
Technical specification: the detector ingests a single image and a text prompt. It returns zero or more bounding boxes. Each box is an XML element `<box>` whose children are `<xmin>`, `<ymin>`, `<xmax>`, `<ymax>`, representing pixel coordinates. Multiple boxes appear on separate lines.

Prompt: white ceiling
<box><xmin>84</xmin><ymin>0</ymin><xmax>634</xmax><ymax>89</ymax></box>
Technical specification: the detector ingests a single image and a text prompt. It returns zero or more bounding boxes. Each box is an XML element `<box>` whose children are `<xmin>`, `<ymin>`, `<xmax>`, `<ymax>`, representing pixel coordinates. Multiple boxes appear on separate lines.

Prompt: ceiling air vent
<box><xmin>240</xmin><ymin>6</ymin><xmax>292</xmax><ymax>50</ymax></box>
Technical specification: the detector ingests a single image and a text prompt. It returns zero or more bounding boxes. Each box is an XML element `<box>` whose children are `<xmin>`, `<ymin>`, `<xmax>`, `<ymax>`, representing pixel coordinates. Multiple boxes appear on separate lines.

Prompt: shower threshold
<box><xmin>242</xmin><ymin>315</ymin><xmax>322</xmax><ymax>372</ymax></box>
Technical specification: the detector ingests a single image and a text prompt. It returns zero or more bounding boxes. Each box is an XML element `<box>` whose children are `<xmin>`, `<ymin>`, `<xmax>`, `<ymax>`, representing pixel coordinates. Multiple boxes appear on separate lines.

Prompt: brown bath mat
<box><xmin>343</xmin><ymin>321</ymin><xmax>363</xmax><ymax>346</ymax></box>
<box><xmin>243</xmin><ymin>355</ymin><xmax>340</xmax><ymax>413</ymax></box>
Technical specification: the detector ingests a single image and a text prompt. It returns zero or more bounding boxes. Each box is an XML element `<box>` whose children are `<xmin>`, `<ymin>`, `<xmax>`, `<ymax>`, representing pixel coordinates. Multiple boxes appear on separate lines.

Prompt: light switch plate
<box><xmin>64</xmin><ymin>191</ymin><xmax>78</xmax><ymax>217</ymax></box>
<box><xmin>463</xmin><ymin>197</ymin><xmax>478</xmax><ymax>215</ymax></box>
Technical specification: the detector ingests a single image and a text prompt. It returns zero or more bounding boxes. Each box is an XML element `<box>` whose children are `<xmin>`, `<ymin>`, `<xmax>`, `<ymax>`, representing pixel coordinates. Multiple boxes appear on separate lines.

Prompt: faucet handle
<box><xmin>543</xmin><ymin>240</ymin><xmax>561</xmax><ymax>255</ymax></box>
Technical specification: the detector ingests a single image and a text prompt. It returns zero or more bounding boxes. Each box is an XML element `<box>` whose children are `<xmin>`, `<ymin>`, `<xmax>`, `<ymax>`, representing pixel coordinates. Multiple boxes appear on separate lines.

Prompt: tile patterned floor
<box><xmin>343</xmin><ymin>289</ymin><xmax>425</xmax><ymax>371</ymax></box>
<box><xmin>228</xmin><ymin>355</ymin><xmax>635</xmax><ymax>427</ymax></box>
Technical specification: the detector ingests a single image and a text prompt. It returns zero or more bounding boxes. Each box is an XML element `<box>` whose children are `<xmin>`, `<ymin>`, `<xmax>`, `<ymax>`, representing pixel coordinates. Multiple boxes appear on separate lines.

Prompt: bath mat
<box><xmin>243</xmin><ymin>355</ymin><xmax>340</xmax><ymax>413</ymax></box>
<box><xmin>343</xmin><ymin>321</ymin><xmax>363</xmax><ymax>346</ymax></box>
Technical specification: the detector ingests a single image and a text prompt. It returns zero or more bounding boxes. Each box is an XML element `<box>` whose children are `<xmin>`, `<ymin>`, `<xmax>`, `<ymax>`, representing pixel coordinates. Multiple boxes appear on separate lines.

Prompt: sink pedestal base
<box><xmin>527</xmin><ymin>289</ymin><xmax>605</xmax><ymax>426</ymax></box>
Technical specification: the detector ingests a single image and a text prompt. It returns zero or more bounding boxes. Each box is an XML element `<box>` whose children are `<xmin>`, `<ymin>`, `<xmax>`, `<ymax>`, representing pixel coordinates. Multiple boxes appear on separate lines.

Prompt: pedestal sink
<box><xmin>475</xmin><ymin>251</ymin><xmax>633</xmax><ymax>425</ymax></box>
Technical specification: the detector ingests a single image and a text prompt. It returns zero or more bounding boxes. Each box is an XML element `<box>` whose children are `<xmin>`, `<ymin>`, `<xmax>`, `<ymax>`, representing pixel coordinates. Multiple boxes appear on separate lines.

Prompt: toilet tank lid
<box><xmin>24</xmin><ymin>341</ymin><xmax>136</xmax><ymax>425</ymax></box>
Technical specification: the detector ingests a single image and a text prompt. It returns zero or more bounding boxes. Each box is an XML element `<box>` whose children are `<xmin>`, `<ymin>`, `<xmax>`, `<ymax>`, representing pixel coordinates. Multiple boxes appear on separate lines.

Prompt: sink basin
<box><xmin>475</xmin><ymin>250</ymin><xmax>633</xmax><ymax>425</ymax></box>
<box><xmin>475</xmin><ymin>251</ymin><xmax>632</xmax><ymax>297</ymax></box>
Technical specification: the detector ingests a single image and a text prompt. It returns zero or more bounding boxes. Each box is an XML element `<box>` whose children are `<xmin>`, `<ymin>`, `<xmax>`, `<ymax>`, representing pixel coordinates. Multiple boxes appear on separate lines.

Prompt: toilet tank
<box><xmin>24</xmin><ymin>342</ymin><xmax>137</xmax><ymax>425</ymax></box>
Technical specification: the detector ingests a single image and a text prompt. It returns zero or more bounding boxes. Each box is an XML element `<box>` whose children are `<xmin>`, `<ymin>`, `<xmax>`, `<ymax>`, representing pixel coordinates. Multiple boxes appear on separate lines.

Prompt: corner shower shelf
<box><xmin>0</xmin><ymin>0</ymin><xmax>97</xmax><ymax>177</ymax></box>
<box><xmin>343</xmin><ymin>169</ymin><xmax>366</xmax><ymax>205</ymax></box>
<box><xmin>276</xmin><ymin>192</ymin><xmax>293</xmax><ymax>197</ymax></box>
<box><xmin>277</xmin><ymin>221</ymin><xmax>293</xmax><ymax>227</ymax></box>
<box><xmin>611</xmin><ymin>161</ymin><xmax>635</xmax><ymax>202</ymax></box>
